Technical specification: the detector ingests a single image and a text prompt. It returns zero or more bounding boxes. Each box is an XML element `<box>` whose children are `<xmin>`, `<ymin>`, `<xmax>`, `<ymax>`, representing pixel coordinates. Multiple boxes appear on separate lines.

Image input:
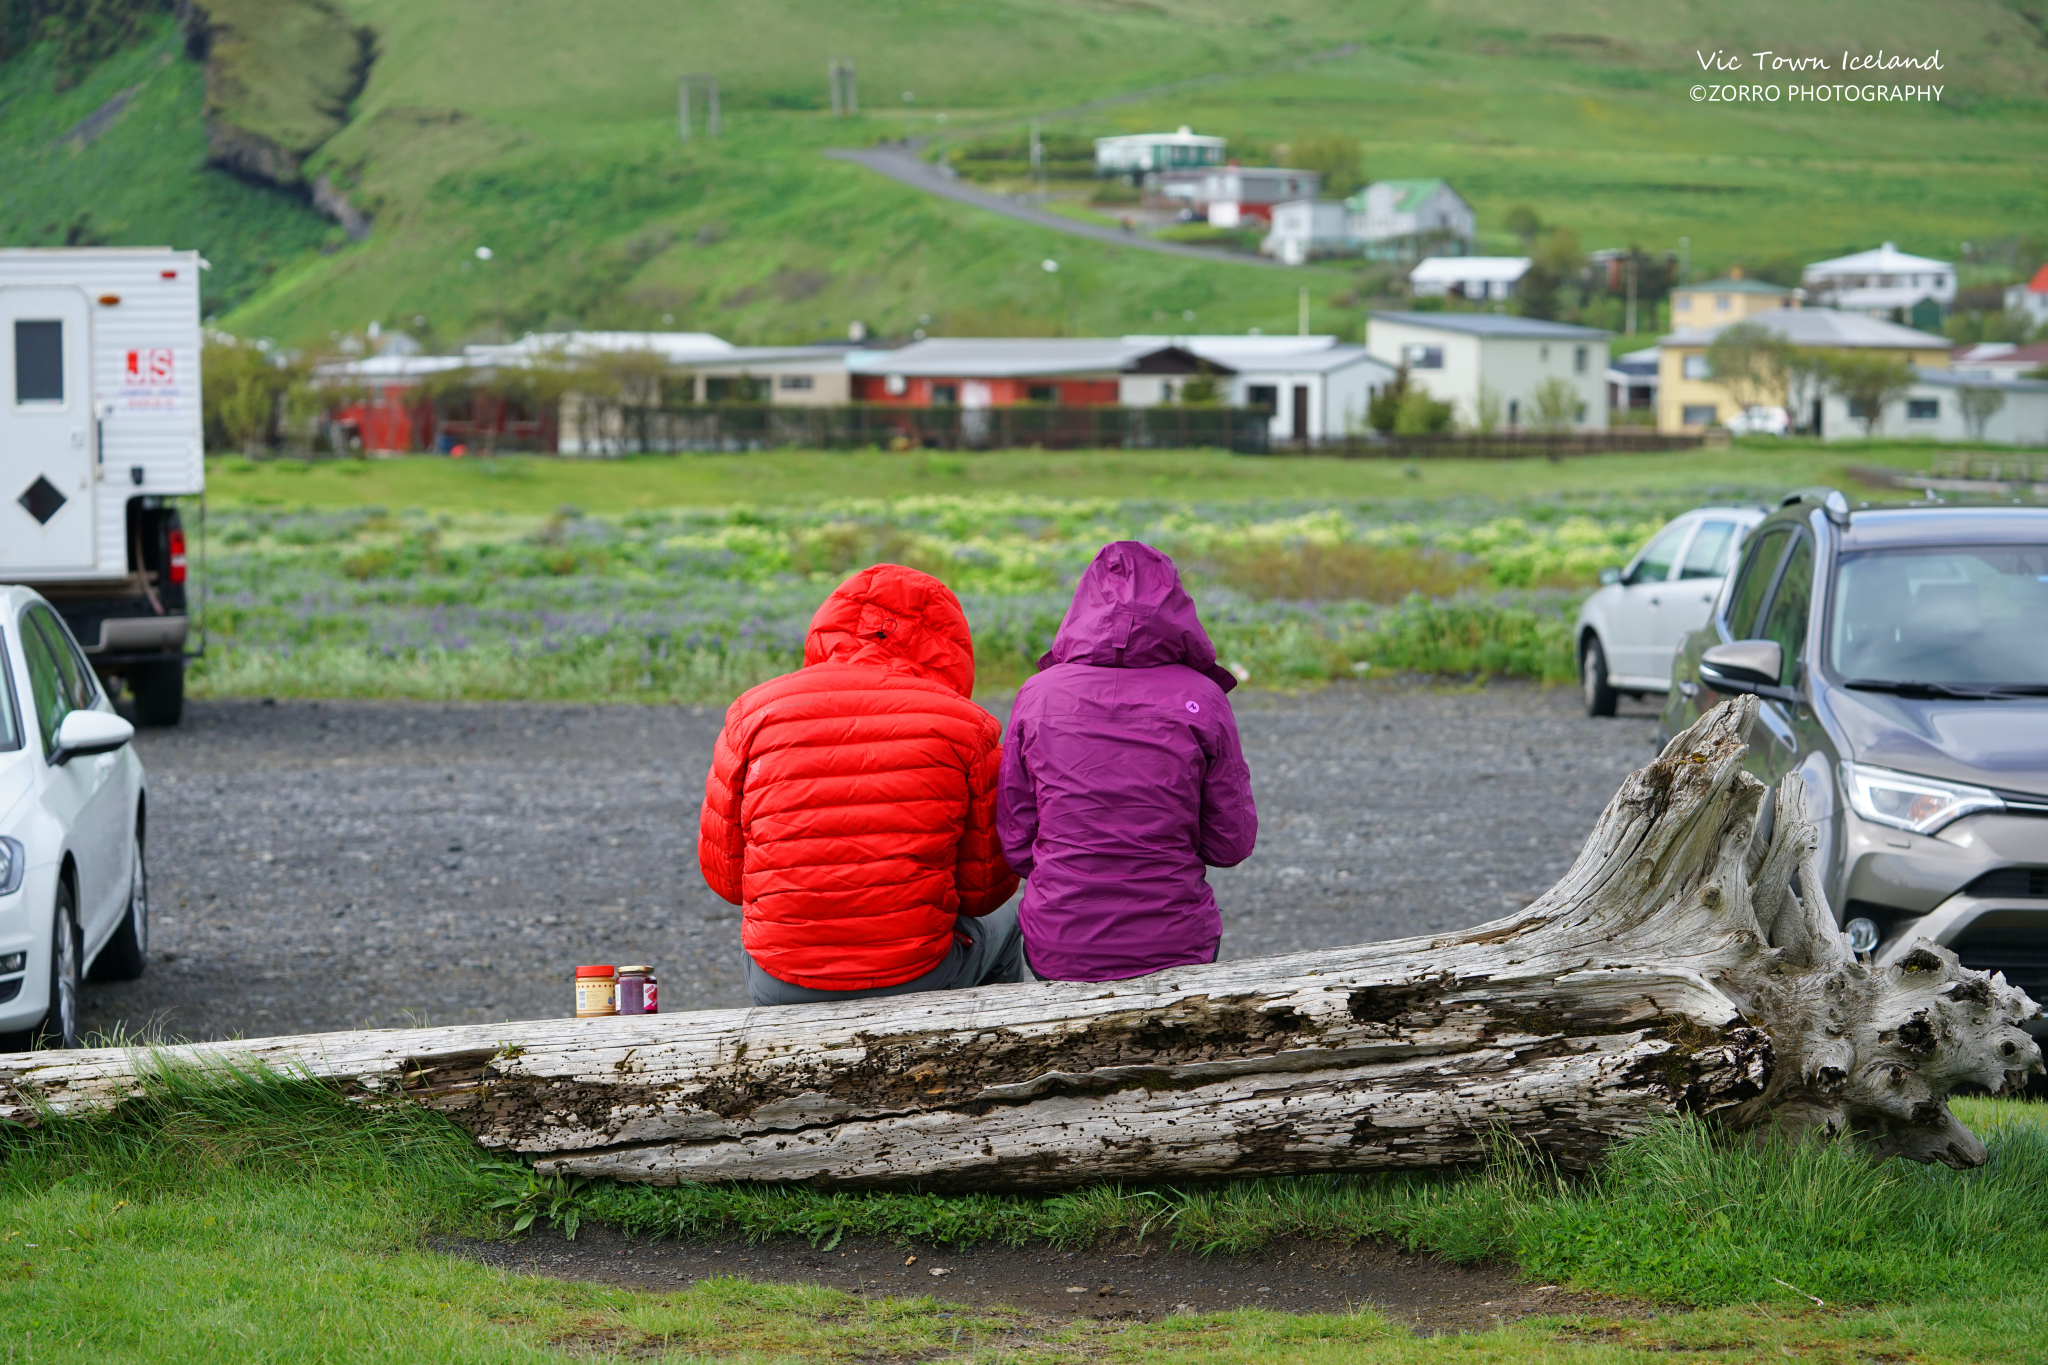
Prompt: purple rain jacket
<box><xmin>997</xmin><ymin>542</ymin><xmax>1258</xmax><ymax>982</ymax></box>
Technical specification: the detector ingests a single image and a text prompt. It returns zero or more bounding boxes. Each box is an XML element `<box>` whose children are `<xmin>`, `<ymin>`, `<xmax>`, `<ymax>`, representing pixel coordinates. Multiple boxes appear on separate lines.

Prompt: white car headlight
<box><xmin>0</xmin><ymin>836</ymin><xmax>21</xmax><ymax>896</ymax></box>
<box><xmin>1840</xmin><ymin>762</ymin><xmax>2005</xmax><ymax>836</ymax></box>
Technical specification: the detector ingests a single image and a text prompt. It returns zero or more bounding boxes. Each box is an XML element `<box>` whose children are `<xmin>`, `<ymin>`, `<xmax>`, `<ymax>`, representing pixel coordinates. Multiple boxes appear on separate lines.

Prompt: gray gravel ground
<box><xmin>82</xmin><ymin>683</ymin><xmax>1660</xmax><ymax>1043</ymax></box>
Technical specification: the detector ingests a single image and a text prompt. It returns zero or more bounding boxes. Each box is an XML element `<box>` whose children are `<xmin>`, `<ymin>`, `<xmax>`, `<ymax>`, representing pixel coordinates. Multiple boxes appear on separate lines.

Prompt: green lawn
<box><xmin>2</xmin><ymin>1069</ymin><xmax>2042</xmax><ymax>1363</ymax></box>
<box><xmin>202</xmin><ymin>443</ymin><xmax>1927</xmax><ymax>515</ymax></box>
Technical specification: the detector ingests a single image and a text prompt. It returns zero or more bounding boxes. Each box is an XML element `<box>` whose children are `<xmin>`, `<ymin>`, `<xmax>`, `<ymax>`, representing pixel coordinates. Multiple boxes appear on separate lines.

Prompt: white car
<box><xmin>1575</xmin><ymin>506</ymin><xmax>1765</xmax><ymax>716</ymax></box>
<box><xmin>1725</xmin><ymin>405</ymin><xmax>1791</xmax><ymax>437</ymax></box>
<box><xmin>0</xmin><ymin>586</ymin><xmax>147</xmax><ymax>1050</ymax></box>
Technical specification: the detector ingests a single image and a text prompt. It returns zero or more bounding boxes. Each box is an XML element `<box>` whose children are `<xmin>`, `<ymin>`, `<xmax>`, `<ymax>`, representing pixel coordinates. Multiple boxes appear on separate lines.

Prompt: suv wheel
<box><xmin>1581</xmin><ymin>636</ymin><xmax>1618</xmax><ymax>718</ymax></box>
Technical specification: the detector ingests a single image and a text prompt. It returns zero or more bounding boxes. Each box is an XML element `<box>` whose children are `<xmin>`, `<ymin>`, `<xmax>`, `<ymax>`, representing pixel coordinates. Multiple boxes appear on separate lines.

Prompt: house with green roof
<box><xmin>1344</xmin><ymin>179</ymin><xmax>1474</xmax><ymax>257</ymax></box>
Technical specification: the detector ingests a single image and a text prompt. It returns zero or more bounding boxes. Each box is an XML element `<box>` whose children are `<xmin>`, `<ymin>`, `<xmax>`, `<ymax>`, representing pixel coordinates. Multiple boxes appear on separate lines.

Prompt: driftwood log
<box><xmin>1</xmin><ymin>698</ymin><xmax>2038</xmax><ymax>1185</ymax></box>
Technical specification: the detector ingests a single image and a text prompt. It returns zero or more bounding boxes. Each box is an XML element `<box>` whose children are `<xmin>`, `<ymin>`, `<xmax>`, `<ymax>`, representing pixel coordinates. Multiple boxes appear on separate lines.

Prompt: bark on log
<box><xmin>2</xmin><ymin>698</ymin><xmax>2038</xmax><ymax>1186</ymax></box>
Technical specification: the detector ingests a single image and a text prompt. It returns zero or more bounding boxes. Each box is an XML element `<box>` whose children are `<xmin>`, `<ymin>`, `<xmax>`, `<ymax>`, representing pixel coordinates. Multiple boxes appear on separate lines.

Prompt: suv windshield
<box><xmin>1830</xmin><ymin>545</ymin><xmax>2048</xmax><ymax>690</ymax></box>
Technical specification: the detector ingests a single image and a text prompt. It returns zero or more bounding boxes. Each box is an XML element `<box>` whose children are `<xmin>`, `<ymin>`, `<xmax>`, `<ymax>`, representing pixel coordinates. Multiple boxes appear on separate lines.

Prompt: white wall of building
<box><xmin>1819</xmin><ymin>378</ymin><xmax>2048</xmax><ymax>445</ymax></box>
<box><xmin>1367</xmin><ymin>319</ymin><xmax>1609</xmax><ymax>431</ymax></box>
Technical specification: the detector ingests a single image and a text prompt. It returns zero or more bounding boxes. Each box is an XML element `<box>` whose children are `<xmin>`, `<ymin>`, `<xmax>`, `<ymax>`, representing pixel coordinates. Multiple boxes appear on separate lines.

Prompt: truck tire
<box><xmin>130</xmin><ymin>659</ymin><xmax>184</xmax><ymax>727</ymax></box>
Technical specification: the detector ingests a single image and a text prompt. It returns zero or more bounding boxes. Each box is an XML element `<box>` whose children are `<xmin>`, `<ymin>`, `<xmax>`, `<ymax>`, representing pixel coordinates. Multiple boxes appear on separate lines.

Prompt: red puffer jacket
<box><xmin>699</xmin><ymin>564</ymin><xmax>1018</xmax><ymax>991</ymax></box>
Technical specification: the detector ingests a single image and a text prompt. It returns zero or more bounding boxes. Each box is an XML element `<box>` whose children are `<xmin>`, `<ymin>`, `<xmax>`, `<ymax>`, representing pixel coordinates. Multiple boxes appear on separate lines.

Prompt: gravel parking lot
<box><xmin>82</xmin><ymin>684</ymin><xmax>1661</xmax><ymax>1043</ymax></box>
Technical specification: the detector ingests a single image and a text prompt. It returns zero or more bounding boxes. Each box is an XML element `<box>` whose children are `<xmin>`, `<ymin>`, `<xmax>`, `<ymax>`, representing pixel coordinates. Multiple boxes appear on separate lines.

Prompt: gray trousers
<box><xmin>744</xmin><ymin>901</ymin><xmax>1027</xmax><ymax>1006</ymax></box>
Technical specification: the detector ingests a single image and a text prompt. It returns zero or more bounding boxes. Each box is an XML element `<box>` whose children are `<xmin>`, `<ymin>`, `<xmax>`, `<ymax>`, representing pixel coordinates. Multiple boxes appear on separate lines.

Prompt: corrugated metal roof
<box><xmin>1660</xmin><ymin>307</ymin><xmax>1947</xmax><ymax>349</ymax></box>
<box><xmin>1677</xmin><ymin>278</ymin><xmax>1796</xmax><ymax>295</ymax></box>
<box><xmin>846</xmin><ymin>338</ymin><xmax>1156</xmax><ymax>377</ymax></box>
<box><xmin>1371</xmin><ymin>311</ymin><xmax>1610</xmax><ymax>340</ymax></box>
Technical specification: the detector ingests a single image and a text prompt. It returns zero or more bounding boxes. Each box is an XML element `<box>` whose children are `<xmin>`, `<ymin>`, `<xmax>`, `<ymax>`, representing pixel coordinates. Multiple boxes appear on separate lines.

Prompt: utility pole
<box><xmin>1625</xmin><ymin>255</ymin><xmax>1638</xmax><ymax>336</ymax></box>
<box><xmin>679</xmin><ymin>74</ymin><xmax>719</xmax><ymax>140</ymax></box>
<box><xmin>1030</xmin><ymin>119</ymin><xmax>1045</xmax><ymax>204</ymax></box>
<box><xmin>1679</xmin><ymin>235</ymin><xmax>1691</xmax><ymax>286</ymax></box>
<box><xmin>828</xmin><ymin>60</ymin><xmax>857</xmax><ymax>116</ymax></box>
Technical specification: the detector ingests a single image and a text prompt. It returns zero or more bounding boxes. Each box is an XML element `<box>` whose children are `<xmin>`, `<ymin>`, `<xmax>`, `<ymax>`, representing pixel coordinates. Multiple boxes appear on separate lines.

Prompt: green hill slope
<box><xmin>4</xmin><ymin>0</ymin><xmax>2044</xmax><ymax>343</ymax></box>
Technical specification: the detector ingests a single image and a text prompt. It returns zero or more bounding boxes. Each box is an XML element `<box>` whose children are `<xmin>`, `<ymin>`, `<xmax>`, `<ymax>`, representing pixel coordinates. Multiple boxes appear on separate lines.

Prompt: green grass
<box><xmin>1</xmin><ymin>1067</ymin><xmax>2042</xmax><ymax>1362</ymax></box>
<box><xmin>5</xmin><ymin>2</ymin><xmax>2043</xmax><ymax>345</ymax></box>
<box><xmin>199</xmin><ymin>444</ymin><xmax>1924</xmax><ymax>515</ymax></box>
<box><xmin>0</xmin><ymin>17</ymin><xmax>336</xmax><ymax>315</ymax></box>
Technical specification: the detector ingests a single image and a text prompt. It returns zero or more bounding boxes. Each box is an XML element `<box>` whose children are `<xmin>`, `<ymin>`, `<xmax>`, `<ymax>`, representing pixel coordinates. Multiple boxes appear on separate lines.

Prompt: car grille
<box><xmin>1965</xmin><ymin>867</ymin><xmax>2048</xmax><ymax>899</ymax></box>
<box><xmin>1952</xmin><ymin>924</ymin><xmax>2048</xmax><ymax>1004</ymax></box>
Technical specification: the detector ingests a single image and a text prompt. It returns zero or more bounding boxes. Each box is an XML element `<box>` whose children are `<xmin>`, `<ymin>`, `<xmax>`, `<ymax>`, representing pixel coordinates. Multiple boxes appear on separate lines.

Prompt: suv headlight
<box><xmin>0</xmin><ymin>837</ymin><xmax>21</xmax><ymax>896</ymax></box>
<box><xmin>1840</xmin><ymin>762</ymin><xmax>2005</xmax><ymax>836</ymax></box>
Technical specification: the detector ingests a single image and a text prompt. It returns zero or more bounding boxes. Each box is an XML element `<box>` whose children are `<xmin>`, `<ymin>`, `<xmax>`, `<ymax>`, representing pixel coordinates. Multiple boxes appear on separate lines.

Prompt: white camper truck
<box><xmin>1</xmin><ymin>248</ymin><xmax>202</xmax><ymax>725</ymax></box>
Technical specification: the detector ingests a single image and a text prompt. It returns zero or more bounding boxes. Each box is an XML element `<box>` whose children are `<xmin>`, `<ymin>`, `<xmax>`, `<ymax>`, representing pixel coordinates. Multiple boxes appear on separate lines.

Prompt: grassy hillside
<box><xmin>2</xmin><ymin>0</ymin><xmax>2043</xmax><ymax>342</ymax></box>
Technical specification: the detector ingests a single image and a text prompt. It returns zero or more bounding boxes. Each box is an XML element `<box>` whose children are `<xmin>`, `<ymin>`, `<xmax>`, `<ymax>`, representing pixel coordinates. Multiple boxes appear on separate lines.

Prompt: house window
<box><xmin>1248</xmin><ymin>384</ymin><xmax>1278</xmax><ymax>411</ymax></box>
<box><xmin>1716</xmin><ymin>294</ymin><xmax>1731</xmax><ymax>311</ymax></box>
<box><xmin>1847</xmin><ymin>398</ymin><xmax>1873</xmax><ymax>419</ymax></box>
<box><xmin>930</xmin><ymin>383</ymin><xmax>959</xmax><ymax>406</ymax></box>
<box><xmin>1573</xmin><ymin>345</ymin><xmax>1588</xmax><ymax>375</ymax></box>
<box><xmin>1027</xmin><ymin>383</ymin><xmax>1057</xmax><ymax>403</ymax></box>
<box><xmin>777</xmin><ymin>375</ymin><xmax>814</xmax><ymax>391</ymax></box>
<box><xmin>1507</xmin><ymin>399</ymin><xmax>1520</xmax><ymax>427</ymax></box>
<box><xmin>1907</xmin><ymin>398</ymin><xmax>1939</xmax><ymax>420</ymax></box>
<box><xmin>1540</xmin><ymin>344</ymin><xmax>1550</xmax><ymax>362</ymax></box>
<box><xmin>1682</xmin><ymin>355</ymin><xmax>1710</xmax><ymax>380</ymax></box>
<box><xmin>1403</xmin><ymin>344</ymin><xmax>1443</xmax><ymax>370</ymax></box>
<box><xmin>1682</xmin><ymin>404</ymin><xmax>1718</xmax><ymax>426</ymax></box>
<box><xmin>1574</xmin><ymin>402</ymin><xmax>1587</xmax><ymax>423</ymax></box>
<box><xmin>1676</xmin><ymin>295</ymin><xmax>1691</xmax><ymax>311</ymax></box>
<box><xmin>704</xmin><ymin>377</ymin><xmax>769</xmax><ymax>402</ymax></box>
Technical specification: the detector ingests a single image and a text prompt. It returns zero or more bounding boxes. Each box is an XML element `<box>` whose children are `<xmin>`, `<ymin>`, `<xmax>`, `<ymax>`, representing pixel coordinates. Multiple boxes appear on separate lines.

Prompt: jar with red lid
<box><xmin>574</xmin><ymin>965</ymin><xmax>617</xmax><ymax>1018</ymax></box>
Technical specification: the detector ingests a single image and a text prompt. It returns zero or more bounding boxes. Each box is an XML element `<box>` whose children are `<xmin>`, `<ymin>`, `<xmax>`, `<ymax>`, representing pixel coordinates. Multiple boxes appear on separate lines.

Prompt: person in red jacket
<box><xmin>699</xmin><ymin>564</ymin><xmax>1023</xmax><ymax>1005</ymax></box>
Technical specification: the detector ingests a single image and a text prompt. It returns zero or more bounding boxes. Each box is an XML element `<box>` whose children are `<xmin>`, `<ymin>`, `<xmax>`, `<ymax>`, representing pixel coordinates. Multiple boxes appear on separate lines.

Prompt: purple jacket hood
<box><xmin>1040</xmin><ymin>542</ymin><xmax>1237</xmax><ymax>692</ymax></box>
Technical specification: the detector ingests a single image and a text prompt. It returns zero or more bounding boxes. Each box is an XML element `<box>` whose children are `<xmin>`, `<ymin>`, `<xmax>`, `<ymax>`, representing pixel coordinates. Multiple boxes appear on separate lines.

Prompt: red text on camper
<box><xmin>126</xmin><ymin>349</ymin><xmax>175</xmax><ymax>385</ymax></box>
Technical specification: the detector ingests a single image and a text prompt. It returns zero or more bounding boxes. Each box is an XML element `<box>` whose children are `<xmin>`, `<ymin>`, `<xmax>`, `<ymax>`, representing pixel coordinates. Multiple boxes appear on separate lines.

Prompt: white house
<box><xmin>1261</xmin><ymin>200</ymin><xmax>1352</xmax><ymax>265</ymax></box>
<box><xmin>1121</xmin><ymin>335</ymin><xmax>1395</xmax><ymax>442</ymax></box>
<box><xmin>1408</xmin><ymin>256</ymin><xmax>1530</xmax><ymax>301</ymax></box>
<box><xmin>1950</xmin><ymin>341</ymin><xmax>2048</xmax><ymax>381</ymax></box>
<box><xmin>1094</xmin><ymin>126</ymin><xmax>1227</xmax><ymax>177</ymax></box>
<box><xmin>1346</xmin><ymin>180</ymin><xmax>1475</xmax><ymax>253</ymax></box>
<box><xmin>1193</xmin><ymin>168</ymin><xmax>1322</xmax><ymax>227</ymax></box>
<box><xmin>1366</xmin><ymin>312</ymin><xmax>1610</xmax><ymax>431</ymax></box>
<box><xmin>463</xmin><ymin>331</ymin><xmax>738</xmax><ymax>367</ymax></box>
<box><xmin>2005</xmin><ymin>265</ymin><xmax>2048</xmax><ymax>329</ymax></box>
<box><xmin>1802</xmin><ymin>242</ymin><xmax>1955</xmax><ymax>316</ymax></box>
<box><xmin>1817</xmin><ymin>368</ymin><xmax>2048</xmax><ymax>445</ymax></box>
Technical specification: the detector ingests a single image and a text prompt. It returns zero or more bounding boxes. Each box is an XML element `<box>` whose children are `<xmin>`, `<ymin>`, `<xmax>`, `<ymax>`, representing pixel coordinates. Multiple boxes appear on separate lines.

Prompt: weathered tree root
<box><xmin>0</xmin><ymin>697</ymin><xmax>2037</xmax><ymax>1185</ymax></box>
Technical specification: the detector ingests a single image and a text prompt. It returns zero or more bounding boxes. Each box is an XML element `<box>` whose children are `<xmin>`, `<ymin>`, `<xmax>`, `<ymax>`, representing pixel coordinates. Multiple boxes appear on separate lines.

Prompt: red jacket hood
<box><xmin>804</xmin><ymin>564</ymin><xmax>976</xmax><ymax>697</ymax></box>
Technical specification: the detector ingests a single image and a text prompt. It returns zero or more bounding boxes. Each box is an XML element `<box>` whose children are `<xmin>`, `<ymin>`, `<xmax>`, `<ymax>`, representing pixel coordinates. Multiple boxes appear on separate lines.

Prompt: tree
<box><xmin>11</xmin><ymin>701</ymin><xmax>2038</xmax><ymax>1184</ymax></box>
<box><xmin>1782</xmin><ymin>349</ymin><xmax>1833</xmax><ymax>434</ymax></box>
<box><xmin>1290</xmin><ymin>133</ymin><xmax>1363</xmax><ymax>197</ymax></box>
<box><xmin>1705</xmin><ymin>321</ymin><xmax>1794</xmax><ymax>413</ymax></box>
<box><xmin>1516</xmin><ymin>227</ymin><xmax>1582</xmax><ymax>322</ymax></box>
<box><xmin>1826</xmin><ymin>352</ymin><xmax>1916</xmax><ymax>436</ymax></box>
<box><xmin>1367</xmin><ymin>364</ymin><xmax>1411</xmax><ymax>433</ymax></box>
<box><xmin>1530</xmin><ymin>375</ymin><xmax>1579</xmax><ymax>432</ymax></box>
<box><xmin>1504</xmin><ymin>204</ymin><xmax>1542</xmax><ymax>243</ymax></box>
<box><xmin>1392</xmin><ymin>387</ymin><xmax>1453</xmax><ymax>435</ymax></box>
<box><xmin>1472</xmin><ymin>380</ymin><xmax>1504</xmax><ymax>434</ymax></box>
<box><xmin>202</xmin><ymin>335</ymin><xmax>305</xmax><ymax>454</ymax></box>
<box><xmin>1958</xmin><ymin>385</ymin><xmax>2007</xmax><ymax>440</ymax></box>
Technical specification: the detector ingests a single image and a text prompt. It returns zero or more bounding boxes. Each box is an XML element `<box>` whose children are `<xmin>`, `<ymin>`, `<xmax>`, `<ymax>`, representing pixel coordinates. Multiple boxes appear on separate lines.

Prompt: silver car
<box><xmin>1663</xmin><ymin>490</ymin><xmax>2048</xmax><ymax>1070</ymax></box>
<box><xmin>1575</xmin><ymin>505</ymin><xmax>1765</xmax><ymax>716</ymax></box>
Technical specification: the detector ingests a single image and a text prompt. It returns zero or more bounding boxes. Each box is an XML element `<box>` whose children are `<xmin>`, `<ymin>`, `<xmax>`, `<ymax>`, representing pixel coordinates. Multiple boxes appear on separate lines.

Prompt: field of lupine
<box><xmin>183</xmin><ymin>477</ymin><xmax>1740</xmax><ymax>704</ymax></box>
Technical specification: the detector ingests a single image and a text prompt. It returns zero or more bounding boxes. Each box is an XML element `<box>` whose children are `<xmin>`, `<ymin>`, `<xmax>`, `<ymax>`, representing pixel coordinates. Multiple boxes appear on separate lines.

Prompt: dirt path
<box><xmin>436</xmin><ymin>1226</ymin><xmax>1636</xmax><ymax>1335</ymax></box>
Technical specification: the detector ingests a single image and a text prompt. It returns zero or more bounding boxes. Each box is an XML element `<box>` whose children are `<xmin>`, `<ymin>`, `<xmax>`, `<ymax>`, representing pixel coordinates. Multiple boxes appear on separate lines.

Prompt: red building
<box><xmin>847</xmin><ymin>338</ymin><xmax>1224</xmax><ymax>408</ymax></box>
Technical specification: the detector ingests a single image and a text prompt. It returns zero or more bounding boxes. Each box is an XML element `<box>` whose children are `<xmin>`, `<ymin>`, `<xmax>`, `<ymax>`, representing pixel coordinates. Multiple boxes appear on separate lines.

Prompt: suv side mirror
<box><xmin>1598</xmin><ymin>567</ymin><xmax>1622</xmax><ymax>587</ymax></box>
<box><xmin>1700</xmin><ymin>640</ymin><xmax>1797</xmax><ymax>702</ymax></box>
<box><xmin>51</xmin><ymin>710</ymin><xmax>135</xmax><ymax>765</ymax></box>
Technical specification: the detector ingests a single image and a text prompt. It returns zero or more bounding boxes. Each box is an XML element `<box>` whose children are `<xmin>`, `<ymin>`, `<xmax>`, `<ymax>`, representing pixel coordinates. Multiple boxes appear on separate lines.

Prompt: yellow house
<box><xmin>1669</xmin><ymin>275</ymin><xmax>1800</xmax><ymax>327</ymax></box>
<box><xmin>1657</xmin><ymin>308</ymin><xmax>1951</xmax><ymax>434</ymax></box>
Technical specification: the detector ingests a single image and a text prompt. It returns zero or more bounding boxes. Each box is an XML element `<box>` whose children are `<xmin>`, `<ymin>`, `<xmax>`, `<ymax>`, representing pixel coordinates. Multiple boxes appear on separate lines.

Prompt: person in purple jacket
<box><xmin>997</xmin><ymin>541</ymin><xmax>1258</xmax><ymax>982</ymax></box>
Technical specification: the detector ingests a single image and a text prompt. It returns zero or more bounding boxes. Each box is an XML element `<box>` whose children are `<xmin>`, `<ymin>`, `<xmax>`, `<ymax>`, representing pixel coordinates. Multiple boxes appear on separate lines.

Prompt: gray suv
<box><xmin>1663</xmin><ymin>489</ymin><xmax>2048</xmax><ymax>1063</ymax></box>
